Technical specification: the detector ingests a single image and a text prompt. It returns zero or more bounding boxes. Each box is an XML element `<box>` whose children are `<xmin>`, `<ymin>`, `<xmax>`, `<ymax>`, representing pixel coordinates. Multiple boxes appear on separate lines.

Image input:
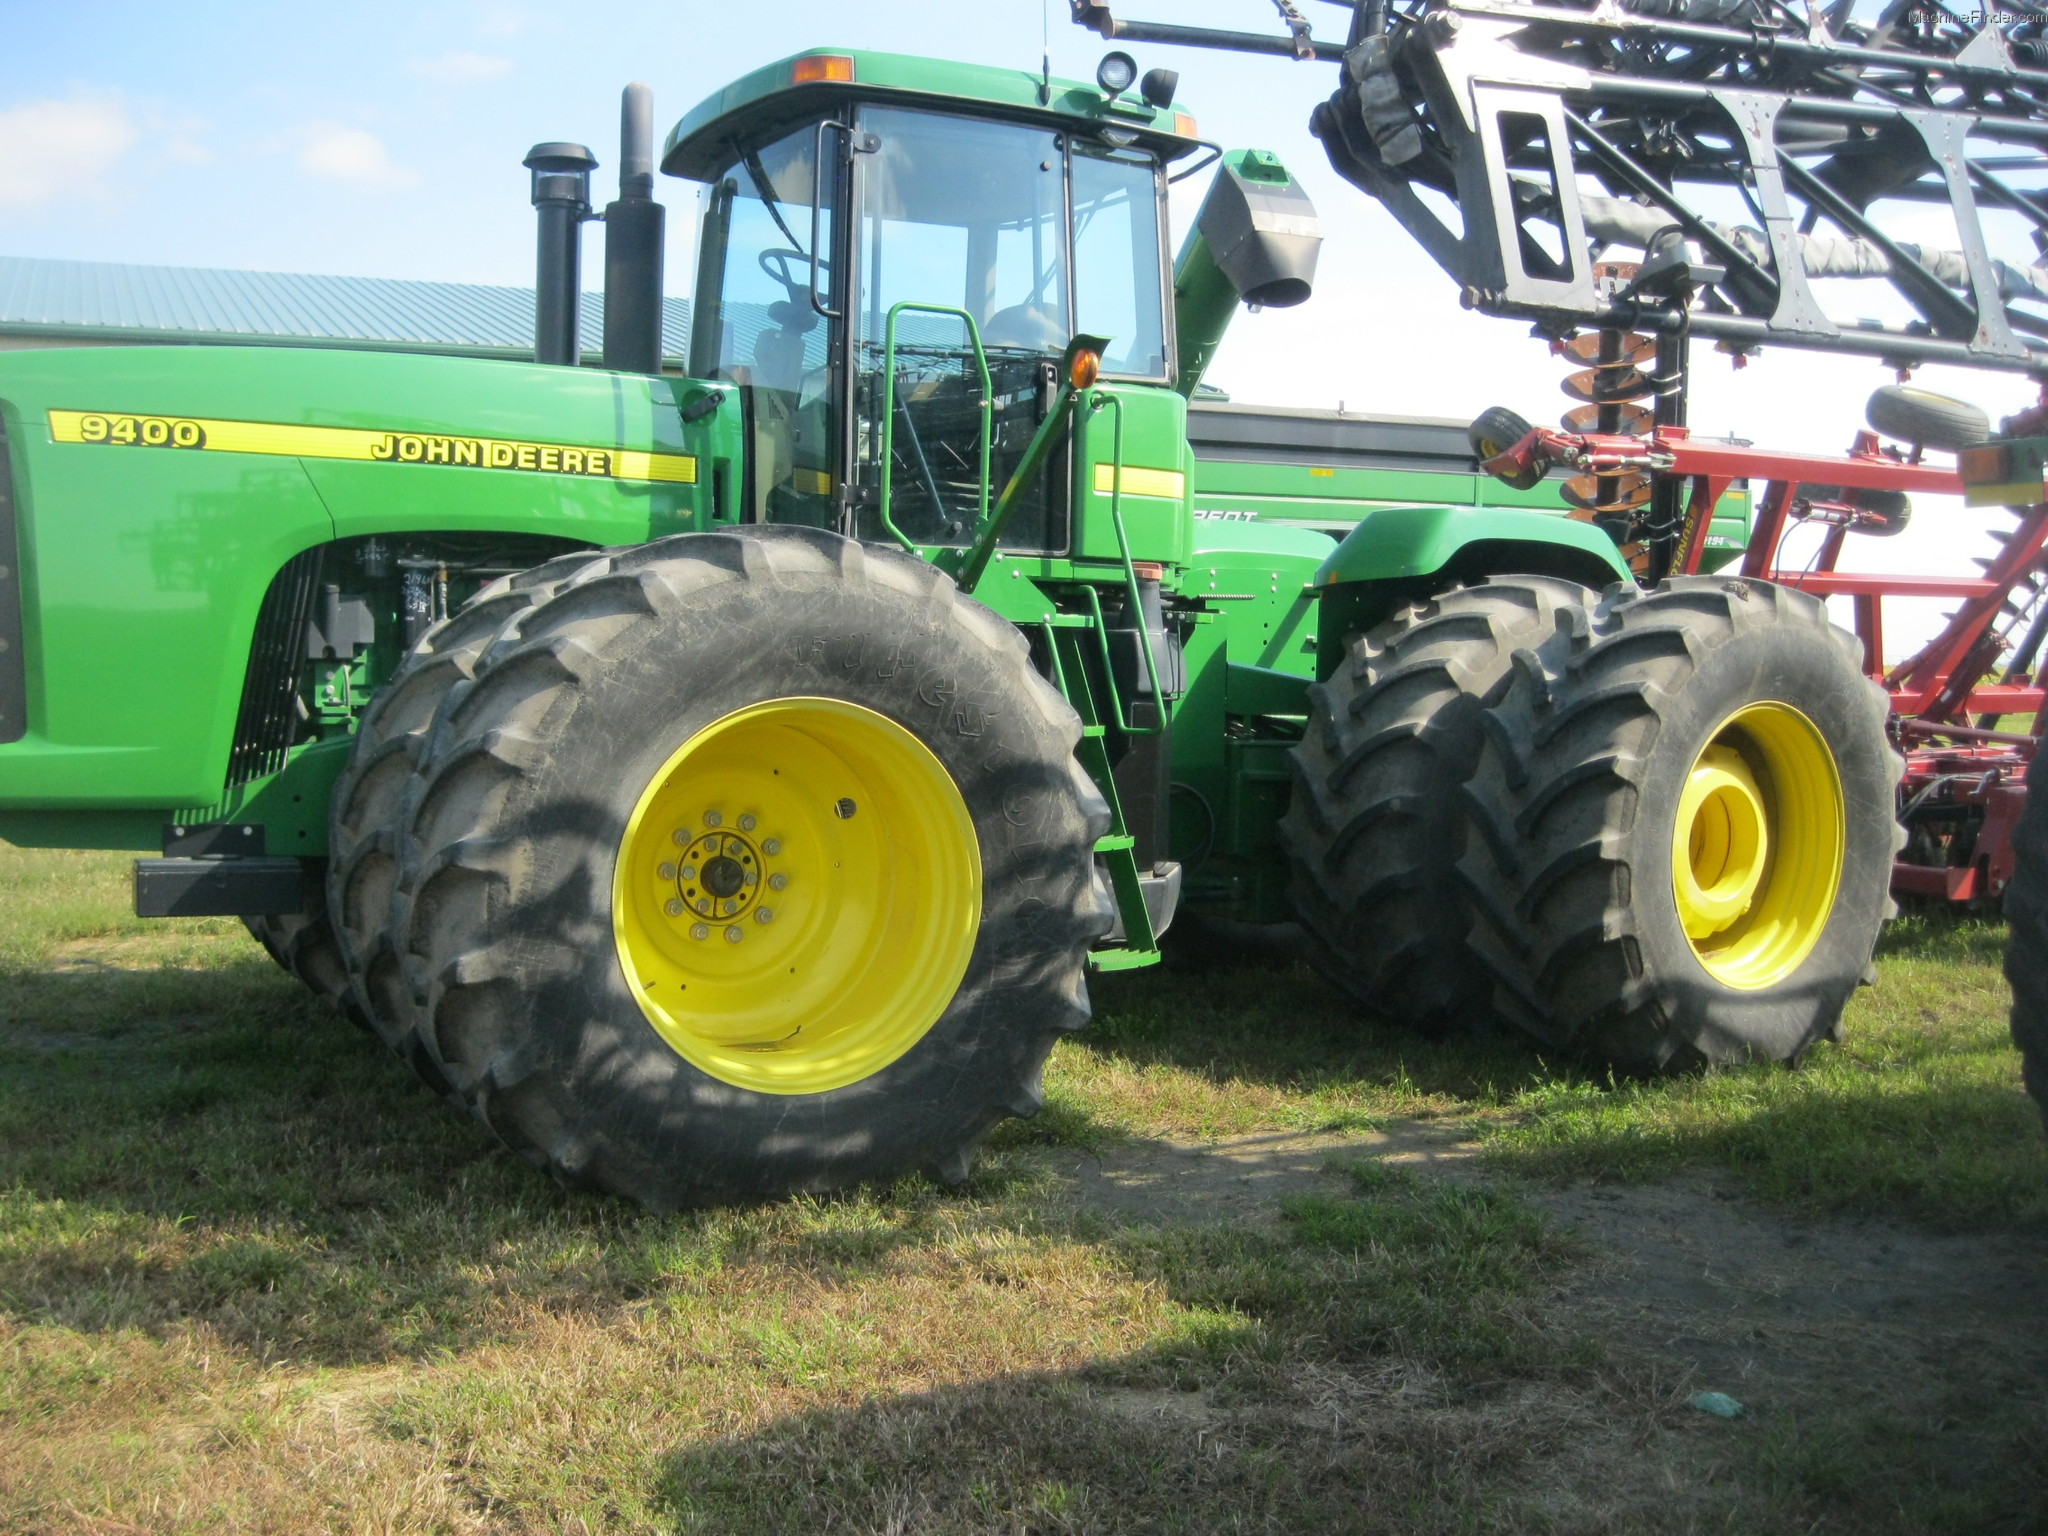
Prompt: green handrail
<box><xmin>948</xmin><ymin>333</ymin><xmax>1111</xmax><ymax>592</ymax></box>
<box><xmin>1082</xmin><ymin>390</ymin><xmax>1166</xmax><ymax>737</ymax></box>
<box><xmin>880</xmin><ymin>302</ymin><xmax>992</xmax><ymax>555</ymax></box>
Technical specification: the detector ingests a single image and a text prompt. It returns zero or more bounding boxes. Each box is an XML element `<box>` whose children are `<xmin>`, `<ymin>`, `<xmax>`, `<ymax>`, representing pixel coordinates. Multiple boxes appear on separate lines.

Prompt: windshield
<box><xmin>850</xmin><ymin>106</ymin><xmax>1167</xmax><ymax>549</ymax></box>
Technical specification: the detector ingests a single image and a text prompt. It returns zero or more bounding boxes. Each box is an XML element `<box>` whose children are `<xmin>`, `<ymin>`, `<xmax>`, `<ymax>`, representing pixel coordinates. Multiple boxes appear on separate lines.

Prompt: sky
<box><xmin>0</xmin><ymin>0</ymin><xmax>2034</xmax><ymax>656</ymax></box>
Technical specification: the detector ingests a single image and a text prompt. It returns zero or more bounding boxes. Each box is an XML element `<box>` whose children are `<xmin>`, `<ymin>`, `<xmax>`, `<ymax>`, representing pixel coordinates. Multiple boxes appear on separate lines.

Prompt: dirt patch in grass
<box><xmin>1036</xmin><ymin>1121</ymin><xmax>1479</xmax><ymax>1228</ymax></box>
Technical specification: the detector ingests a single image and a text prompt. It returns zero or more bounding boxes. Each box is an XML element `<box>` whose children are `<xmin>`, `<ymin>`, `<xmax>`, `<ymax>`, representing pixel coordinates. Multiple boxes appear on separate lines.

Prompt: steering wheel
<box><xmin>758</xmin><ymin>247</ymin><xmax>821</xmax><ymax>299</ymax></box>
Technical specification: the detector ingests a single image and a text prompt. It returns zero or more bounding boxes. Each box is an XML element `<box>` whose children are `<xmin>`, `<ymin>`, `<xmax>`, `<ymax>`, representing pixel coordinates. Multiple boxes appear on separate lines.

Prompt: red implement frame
<box><xmin>1487</xmin><ymin>422</ymin><xmax>2048</xmax><ymax>902</ymax></box>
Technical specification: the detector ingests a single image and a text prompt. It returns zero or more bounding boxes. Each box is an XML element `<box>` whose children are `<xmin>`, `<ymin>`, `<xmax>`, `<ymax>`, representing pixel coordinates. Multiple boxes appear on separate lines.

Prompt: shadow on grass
<box><xmin>0</xmin><ymin>958</ymin><xmax>974</xmax><ymax>1366</ymax></box>
<box><xmin>1080</xmin><ymin>958</ymin><xmax>1557</xmax><ymax>1107</ymax></box>
<box><xmin>1486</xmin><ymin>1074</ymin><xmax>2048</xmax><ymax>1227</ymax></box>
<box><xmin>644</xmin><ymin>1163</ymin><xmax>1613</xmax><ymax>1535</ymax></box>
<box><xmin>650</xmin><ymin>1362</ymin><xmax>2045</xmax><ymax>1536</ymax></box>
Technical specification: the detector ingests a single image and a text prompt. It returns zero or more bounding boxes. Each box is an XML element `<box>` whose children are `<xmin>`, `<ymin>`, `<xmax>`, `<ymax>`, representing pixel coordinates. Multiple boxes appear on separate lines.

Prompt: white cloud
<box><xmin>407</xmin><ymin>50</ymin><xmax>513</xmax><ymax>84</ymax></box>
<box><xmin>298</xmin><ymin>122</ymin><xmax>418</xmax><ymax>188</ymax></box>
<box><xmin>0</xmin><ymin>92</ymin><xmax>137</xmax><ymax>209</ymax></box>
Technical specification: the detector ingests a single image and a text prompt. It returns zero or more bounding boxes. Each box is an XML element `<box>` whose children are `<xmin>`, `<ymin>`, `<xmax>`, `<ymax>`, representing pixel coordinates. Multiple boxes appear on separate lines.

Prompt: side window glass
<box><xmin>691</xmin><ymin>125</ymin><xmax>839</xmax><ymax>525</ymax></box>
<box><xmin>1072</xmin><ymin>150</ymin><xmax>1167</xmax><ymax>378</ymax></box>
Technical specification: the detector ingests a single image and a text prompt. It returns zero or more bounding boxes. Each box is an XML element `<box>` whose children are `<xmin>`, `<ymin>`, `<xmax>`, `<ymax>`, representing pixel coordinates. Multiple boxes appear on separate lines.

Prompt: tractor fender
<box><xmin>1309</xmin><ymin>504</ymin><xmax>1628</xmax><ymax>676</ymax></box>
<box><xmin>1311</xmin><ymin>503</ymin><xmax>1630</xmax><ymax>591</ymax></box>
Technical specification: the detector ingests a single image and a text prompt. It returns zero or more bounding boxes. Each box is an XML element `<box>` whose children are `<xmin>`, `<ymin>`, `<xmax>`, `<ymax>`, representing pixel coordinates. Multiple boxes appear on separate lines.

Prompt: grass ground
<box><xmin>0</xmin><ymin>847</ymin><xmax>2043</xmax><ymax>1533</ymax></box>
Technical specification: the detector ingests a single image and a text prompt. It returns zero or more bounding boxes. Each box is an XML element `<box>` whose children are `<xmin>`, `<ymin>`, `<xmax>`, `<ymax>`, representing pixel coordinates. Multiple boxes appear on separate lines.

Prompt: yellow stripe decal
<box><xmin>48</xmin><ymin>409</ymin><xmax>696</xmax><ymax>485</ymax></box>
<box><xmin>1092</xmin><ymin>463</ymin><xmax>1186</xmax><ymax>501</ymax></box>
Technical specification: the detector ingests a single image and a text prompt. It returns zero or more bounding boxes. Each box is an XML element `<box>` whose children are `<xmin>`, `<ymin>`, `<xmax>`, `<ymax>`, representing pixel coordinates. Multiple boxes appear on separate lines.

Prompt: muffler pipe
<box><xmin>603</xmin><ymin>83</ymin><xmax>666</xmax><ymax>374</ymax></box>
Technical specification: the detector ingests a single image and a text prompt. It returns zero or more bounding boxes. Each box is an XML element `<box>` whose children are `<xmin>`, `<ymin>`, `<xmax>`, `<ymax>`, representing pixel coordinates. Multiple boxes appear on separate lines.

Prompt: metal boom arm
<box><xmin>1076</xmin><ymin>0</ymin><xmax>2048</xmax><ymax>374</ymax></box>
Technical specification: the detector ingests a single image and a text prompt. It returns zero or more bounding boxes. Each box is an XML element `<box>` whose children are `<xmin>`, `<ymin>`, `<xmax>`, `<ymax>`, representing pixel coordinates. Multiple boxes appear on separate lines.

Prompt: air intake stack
<box><xmin>524</xmin><ymin>140</ymin><xmax>596</xmax><ymax>366</ymax></box>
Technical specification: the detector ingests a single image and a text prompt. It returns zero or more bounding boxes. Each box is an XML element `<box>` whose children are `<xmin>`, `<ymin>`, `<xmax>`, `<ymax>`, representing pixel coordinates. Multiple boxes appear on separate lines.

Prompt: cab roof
<box><xmin>662</xmin><ymin>47</ymin><xmax>1203</xmax><ymax>182</ymax></box>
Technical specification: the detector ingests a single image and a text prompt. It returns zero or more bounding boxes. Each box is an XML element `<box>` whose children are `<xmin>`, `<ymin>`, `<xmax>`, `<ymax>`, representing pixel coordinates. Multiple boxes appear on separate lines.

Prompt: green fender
<box><xmin>1312</xmin><ymin>503</ymin><xmax>1631</xmax><ymax>590</ymax></box>
<box><xmin>1310</xmin><ymin>504</ymin><xmax>1631</xmax><ymax>680</ymax></box>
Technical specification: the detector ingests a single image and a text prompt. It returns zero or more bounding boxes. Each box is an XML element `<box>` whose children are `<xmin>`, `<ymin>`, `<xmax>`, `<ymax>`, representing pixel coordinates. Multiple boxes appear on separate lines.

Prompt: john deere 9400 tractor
<box><xmin>0</xmin><ymin>47</ymin><xmax>1893</xmax><ymax>1206</ymax></box>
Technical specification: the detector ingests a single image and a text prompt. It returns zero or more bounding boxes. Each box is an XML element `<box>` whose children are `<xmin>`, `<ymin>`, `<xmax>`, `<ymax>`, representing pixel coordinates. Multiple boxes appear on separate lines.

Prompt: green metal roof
<box><xmin>662</xmin><ymin>47</ymin><xmax>1201</xmax><ymax>182</ymax></box>
<box><xmin>0</xmin><ymin>255</ymin><xmax>691</xmax><ymax>364</ymax></box>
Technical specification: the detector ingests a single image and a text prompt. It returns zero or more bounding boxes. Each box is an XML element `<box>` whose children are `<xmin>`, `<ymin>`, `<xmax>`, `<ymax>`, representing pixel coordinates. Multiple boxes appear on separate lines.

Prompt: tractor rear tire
<box><xmin>1280</xmin><ymin>576</ymin><xmax>1597</xmax><ymax>1035</ymax></box>
<box><xmin>2003</xmin><ymin>744</ymin><xmax>2048</xmax><ymax>1129</ymax></box>
<box><xmin>389</xmin><ymin>526</ymin><xmax>1112</xmax><ymax>1206</ymax></box>
<box><xmin>1460</xmin><ymin>577</ymin><xmax>1902</xmax><ymax>1071</ymax></box>
<box><xmin>326</xmin><ymin>548</ymin><xmax>608</xmax><ymax>1096</ymax></box>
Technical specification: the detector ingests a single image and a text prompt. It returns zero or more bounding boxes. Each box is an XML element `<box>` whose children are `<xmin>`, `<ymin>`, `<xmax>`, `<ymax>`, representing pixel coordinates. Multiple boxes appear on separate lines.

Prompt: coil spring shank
<box><xmin>1556</xmin><ymin>322</ymin><xmax>1686</xmax><ymax>577</ymax></box>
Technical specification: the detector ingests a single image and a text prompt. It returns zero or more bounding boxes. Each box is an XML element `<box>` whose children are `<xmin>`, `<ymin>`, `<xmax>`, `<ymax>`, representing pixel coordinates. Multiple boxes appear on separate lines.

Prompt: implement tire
<box><xmin>2004</xmin><ymin>745</ymin><xmax>2048</xmax><ymax>1129</ymax></box>
<box><xmin>390</xmin><ymin>526</ymin><xmax>1112</xmax><ymax>1207</ymax></box>
<box><xmin>326</xmin><ymin>549</ymin><xmax>606</xmax><ymax>1095</ymax></box>
<box><xmin>1279</xmin><ymin>576</ymin><xmax>1596</xmax><ymax>1035</ymax></box>
<box><xmin>1460</xmin><ymin>577</ymin><xmax>1901</xmax><ymax>1071</ymax></box>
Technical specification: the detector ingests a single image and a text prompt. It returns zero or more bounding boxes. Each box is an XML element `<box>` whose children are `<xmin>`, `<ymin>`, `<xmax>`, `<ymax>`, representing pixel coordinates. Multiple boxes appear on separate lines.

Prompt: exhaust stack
<box><xmin>603</xmin><ymin>83</ymin><xmax>666</xmax><ymax>374</ymax></box>
<box><xmin>525</xmin><ymin>140</ymin><xmax>596</xmax><ymax>366</ymax></box>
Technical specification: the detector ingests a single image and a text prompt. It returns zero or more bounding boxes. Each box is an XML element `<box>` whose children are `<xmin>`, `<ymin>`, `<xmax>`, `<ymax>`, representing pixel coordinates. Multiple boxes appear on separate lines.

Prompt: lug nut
<box><xmin>691</xmin><ymin>922</ymin><xmax>709</xmax><ymax>940</ymax></box>
<box><xmin>756</xmin><ymin>907</ymin><xmax>774</xmax><ymax>924</ymax></box>
<box><xmin>763</xmin><ymin>838</ymin><xmax>782</xmax><ymax>855</ymax></box>
<box><xmin>768</xmin><ymin>872</ymin><xmax>788</xmax><ymax>891</ymax></box>
<box><xmin>664</xmin><ymin>899</ymin><xmax>684</xmax><ymax>917</ymax></box>
<box><xmin>738</xmin><ymin>813</ymin><xmax>757</xmax><ymax>832</ymax></box>
<box><xmin>725</xmin><ymin>925</ymin><xmax>744</xmax><ymax>942</ymax></box>
<box><xmin>743</xmin><ymin>870</ymin><xmax>758</xmax><ymax>887</ymax></box>
<box><xmin>704</xmin><ymin>810</ymin><xmax>723</xmax><ymax>827</ymax></box>
<box><xmin>680</xmin><ymin>865</ymin><xmax>696</xmax><ymax>881</ymax></box>
<box><xmin>658</xmin><ymin>862</ymin><xmax>676</xmax><ymax>881</ymax></box>
<box><xmin>671</xmin><ymin>828</ymin><xmax>691</xmax><ymax>846</ymax></box>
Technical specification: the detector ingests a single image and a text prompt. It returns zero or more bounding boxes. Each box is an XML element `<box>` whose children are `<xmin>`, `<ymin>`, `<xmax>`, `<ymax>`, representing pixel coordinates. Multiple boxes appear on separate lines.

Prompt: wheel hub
<box><xmin>1670</xmin><ymin>702</ymin><xmax>1845</xmax><ymax>990</ymax></box>
<box><xmin>1675</xmin><ymin>747</ymin><xmax>1768</xmax><ymax>941</ymax></box>
<box><xmin>671</xmin><ymin>831</ymin><xmax>764</xmax><ymax>922</ymax></box>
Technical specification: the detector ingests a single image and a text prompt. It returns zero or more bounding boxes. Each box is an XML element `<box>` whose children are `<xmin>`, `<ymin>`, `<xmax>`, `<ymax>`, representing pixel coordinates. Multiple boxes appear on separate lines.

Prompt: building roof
<box><xmin>0</xmin><ymin>254</ymin><xmax>692</xmax><ymax>363</ymax></box>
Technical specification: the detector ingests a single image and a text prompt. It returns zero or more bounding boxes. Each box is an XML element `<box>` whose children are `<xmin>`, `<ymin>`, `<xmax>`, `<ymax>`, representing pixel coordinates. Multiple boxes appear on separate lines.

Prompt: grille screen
<box><xmin>226</xmin><ymin>547</ymin><xmax>324</xmax><ymax>787</ymax></box>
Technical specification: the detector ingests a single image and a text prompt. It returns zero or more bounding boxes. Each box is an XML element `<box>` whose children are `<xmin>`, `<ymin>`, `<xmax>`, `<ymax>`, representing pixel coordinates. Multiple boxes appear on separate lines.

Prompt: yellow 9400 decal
<box><xmin>48</xmin><ymin>410</ymin><xmax>696</xmax><ymax>485</ymax></box>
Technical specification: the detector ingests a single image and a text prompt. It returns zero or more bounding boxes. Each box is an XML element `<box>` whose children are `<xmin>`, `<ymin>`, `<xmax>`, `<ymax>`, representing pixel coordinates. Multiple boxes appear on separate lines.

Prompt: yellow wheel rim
<box><xmin>1671</xmin><ymin>702</ymin><xmax>1845</xmax><ymax>990</ymax></box>
<box><xmin>613</xmin><ymin>698</ymin><xmax>981</xmax><ymax>1094</ymax></box>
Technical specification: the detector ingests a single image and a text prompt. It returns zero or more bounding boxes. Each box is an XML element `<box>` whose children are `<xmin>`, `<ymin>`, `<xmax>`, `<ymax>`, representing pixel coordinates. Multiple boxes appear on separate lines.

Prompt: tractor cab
<box><xmin>664</xmin><ymin>49</ymin><xmax>1203</xmax><ymax>550</ymax></box>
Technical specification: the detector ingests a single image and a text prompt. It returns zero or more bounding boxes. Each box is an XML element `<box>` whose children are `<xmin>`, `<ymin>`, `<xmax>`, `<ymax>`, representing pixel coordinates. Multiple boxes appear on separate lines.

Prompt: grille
<box><xmin>226</xmin><ymin>546</ymin><xmax>324</xmax><ymax>787</ymax></box>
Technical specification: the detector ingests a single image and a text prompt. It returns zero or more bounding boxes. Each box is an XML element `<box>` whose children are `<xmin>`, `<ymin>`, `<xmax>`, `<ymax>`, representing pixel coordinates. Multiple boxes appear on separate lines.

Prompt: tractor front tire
<box><xmin>326</xmin><ymin>549</ymin><xmax>607</xmax><ymax>1094</ymax></box>
<box><xmin>1280</xmin><ymin>576</ymin><xmax>1596</xmax><ymax>1035</ymax></box>
<box><xmin>389</xmin><ymin>526</ymin><xmax>1112</xmax><ymax>1206</ymax></box>
<box><xmin>1460</xmin><ymin>577</ymin><xmax>1901</xmax><ymax>1070</ymax></box>
<box><xmin>2004</xmin><ymin>744</ymin><xmax>2048</xmax><ymax>1129</ymax></box>
<box><xmin>244</xmin><ymin>882</ymin><xmax>355</xmax><ymax>1022</ymax></box>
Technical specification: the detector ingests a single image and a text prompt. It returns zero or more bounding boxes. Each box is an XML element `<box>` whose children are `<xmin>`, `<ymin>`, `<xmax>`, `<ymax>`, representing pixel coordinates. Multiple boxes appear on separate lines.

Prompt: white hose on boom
<box><xmin>1579</xmin><ymin>191</ymin><xmax>2048</xmax><ymax>306</ymax></box>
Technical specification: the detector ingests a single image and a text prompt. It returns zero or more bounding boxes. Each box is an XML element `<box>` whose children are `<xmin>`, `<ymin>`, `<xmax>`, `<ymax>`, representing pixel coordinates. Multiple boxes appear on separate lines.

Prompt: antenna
<box><xmin>1041</xmin><ymin>0</ymin><xmax>1053</xmax><ymax>104</ymax></box>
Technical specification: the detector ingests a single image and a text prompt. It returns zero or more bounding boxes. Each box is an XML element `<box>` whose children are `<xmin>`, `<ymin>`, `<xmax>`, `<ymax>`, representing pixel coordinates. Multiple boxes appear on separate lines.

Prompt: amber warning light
<box><xmin>792</xmin><ymin>55</ymin><xmax>855</xmax><ymax>84</ymax></box>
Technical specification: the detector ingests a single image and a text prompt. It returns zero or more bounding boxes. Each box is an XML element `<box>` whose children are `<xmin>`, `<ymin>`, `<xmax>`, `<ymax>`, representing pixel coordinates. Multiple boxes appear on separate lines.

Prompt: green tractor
<box><xmin>0</xmin><ymin>49</ymin><xmax>1895</xmax><ymax>1205</ymax></box>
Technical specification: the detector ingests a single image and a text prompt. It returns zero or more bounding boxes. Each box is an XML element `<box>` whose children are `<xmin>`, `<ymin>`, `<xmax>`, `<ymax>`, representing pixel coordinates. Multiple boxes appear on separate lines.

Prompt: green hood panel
<box><xmin>0</xmin><ymin>345</ymin><xmax>704</xmax><ymax>809</ymax></box>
